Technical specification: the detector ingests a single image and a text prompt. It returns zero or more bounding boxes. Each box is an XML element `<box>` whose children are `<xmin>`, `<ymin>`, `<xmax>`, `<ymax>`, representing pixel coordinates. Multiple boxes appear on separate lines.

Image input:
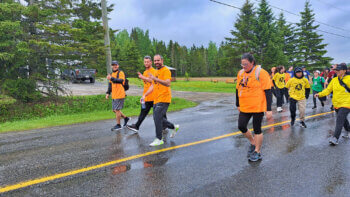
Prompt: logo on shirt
<box><xmin>295</xmin><ymin>84</ymin><xmax>303</xmax><ymax>91</ymax></box>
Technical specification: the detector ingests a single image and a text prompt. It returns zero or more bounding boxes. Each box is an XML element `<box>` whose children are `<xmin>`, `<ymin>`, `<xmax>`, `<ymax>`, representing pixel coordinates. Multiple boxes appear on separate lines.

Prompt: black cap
<box><xmin>111</xmin><ymin>61</ymin><xmax>119</xmax><ymax>65</ymax></box>
<box><xmin>335</xmin><ymin>63</ymin><xmax>347</xmax><ymax>71</ymax></box>
<box><xmin>295</xmin><ymin>67</ymin><xmax>303</xmax><ymax>73</ymax></box>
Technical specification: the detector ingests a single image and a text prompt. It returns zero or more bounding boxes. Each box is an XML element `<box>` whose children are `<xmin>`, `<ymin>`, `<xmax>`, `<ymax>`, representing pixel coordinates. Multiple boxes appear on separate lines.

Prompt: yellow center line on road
<box><xmin>0</xmin><ymin>111</ymin><xmax>335</xmax><ymax>193</ymax></box>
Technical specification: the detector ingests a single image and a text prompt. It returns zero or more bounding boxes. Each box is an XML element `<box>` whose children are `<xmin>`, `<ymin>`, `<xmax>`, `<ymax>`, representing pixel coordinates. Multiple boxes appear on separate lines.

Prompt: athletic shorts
<box><xmin>112</xmin><ymin>99</ymin><xmax>124</xmax><ymax>110</ymax></box>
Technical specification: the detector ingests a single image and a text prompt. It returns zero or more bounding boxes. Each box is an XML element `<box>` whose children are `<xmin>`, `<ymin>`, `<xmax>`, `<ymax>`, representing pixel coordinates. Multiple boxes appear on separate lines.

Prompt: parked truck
<box><xmin>62</xmin><ymin>66</ymin><xmax>96</xmax><ymax>83</ymax></box>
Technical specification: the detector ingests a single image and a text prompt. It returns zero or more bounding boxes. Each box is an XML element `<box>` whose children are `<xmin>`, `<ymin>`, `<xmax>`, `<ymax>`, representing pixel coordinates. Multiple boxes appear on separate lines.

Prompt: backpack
<box><xmin>117</xmin><ymin>71</ymin><xmax>129</xmax><ymax>91</ymax></box>
<box><xmin>238</xmin><ymin>65</ymin><xmax>262</xmax><ymax>82</ymax></box>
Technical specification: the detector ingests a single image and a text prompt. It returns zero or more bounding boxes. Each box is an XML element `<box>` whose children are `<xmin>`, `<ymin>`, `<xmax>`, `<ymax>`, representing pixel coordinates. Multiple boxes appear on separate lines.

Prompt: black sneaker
<box><xmin>111</xmin><ymin>124</ymin><xmax>122</xmax><ymax>131</ymax></box>
<box><xmin>126</xmin><ymin>124</ymin><xmax>139</xmax><ymax>133</ymax></box>
<box><xmin>300</xmin><ymin>121</ymin><xmax>307</xmax><ymax>128</ymax></box>
<box><xmin>330</xmin><ymin>105</ymin><xmax>334</xmax><ymax>110</ymax></box>
<box><xmin>312</xmin><ymin>106</ymin><xmax>317</xmax><ymax>109</ymax></box>
<box><xmin>291</xmin><ymin>118</ymin><xmax>295</xmax><ymax>126</ymax></box>
<box><xmin>321</xmin><ymin>102</ymin><xmax>325</xmax><ymax>107</ymax></box>
<box><xmin>247</xmin><ymin>144</ymin><xmax>256</xmax><ymax>158</ymax></box>
<box><xmin>123</xmin><ymin>117</ymin><xmax>130</xmax><ymax>127</ymax></box>
<box><xmin>249</xmin><ymin>151</ymin><xmax>262</xmax><ymax>162</ymax></box>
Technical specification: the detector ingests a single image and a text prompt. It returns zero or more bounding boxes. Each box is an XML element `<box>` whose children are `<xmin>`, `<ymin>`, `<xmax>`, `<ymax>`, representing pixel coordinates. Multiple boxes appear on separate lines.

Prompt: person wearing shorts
<box><xmin>106</xmin><ymin>61</ymin><xmax>130</xmax><ymax>131</ymax></box>
<box><xmin>236</xmin><ymin>53</ymin><xmax>272</xmax><ymax>162</ymax></box>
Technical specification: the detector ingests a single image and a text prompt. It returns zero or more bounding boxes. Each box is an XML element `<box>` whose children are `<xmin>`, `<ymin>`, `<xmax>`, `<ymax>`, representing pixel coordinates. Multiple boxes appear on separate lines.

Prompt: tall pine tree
<box><xmin>295</xmin><ymin>1</ymin><xmax>332</xmax><ymax>68</ymax></box>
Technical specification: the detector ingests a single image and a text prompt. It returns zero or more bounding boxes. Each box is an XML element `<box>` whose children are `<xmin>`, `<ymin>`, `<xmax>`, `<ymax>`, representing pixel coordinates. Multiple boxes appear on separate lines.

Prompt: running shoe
<box><xmin>277</xmin><ymin>107</ymin><xmax>283</xmax><ymax>112</ymax></box>
<box><xmin>312</xmin><ymin>106</ymin><xmax>317</xmax><ymax>109</ymax></box>
<box><xmin>249</xmin><ymin>151</ymin><xmax>262</xmax><ymax>162</ymax></box>
<box><xmin>149</xmin><ymin>138</ymin><xmax>164</xmax><ymax>146</ymax></box>
<box><xmin>342</xmin><ymin>132</ymin><xmax>349</xmax><ymax>139</ymax></box>
<box><xmin>111</xmin><ymin>124</ymin><xmax>122</xmax><ymax>131</ymax></box>
<box><xmin>126</xmin><ymin>124</ymin><xmax>139</xmax><ymax>133</ymax></box>
<box><xmin>170</xmin><ymin>124</ymin><xmax>180</xmax><ymax>138</ymax></box>
<box><xmin>321</xmin><ymin>102</ymin><xmax>325</xmax><ymax>107</ymax></box>
<box><xmin>123</xmin><ymin>117</ymin><xmax>130</xmax><ymax>127</ymax></box>
<box><xmin>329</xmin><ymin>136</ymin><xmax>338</xmax><ymax>145</ymax></box>
<box><xmin>300</xmin><ymin>121</ymin><xmax>307</xmax><ymax>128</ymax></box>
<box><xmin>247</xmin><ymin>144</ymin><xmax>256</xmax><ymax>158</ymax></box>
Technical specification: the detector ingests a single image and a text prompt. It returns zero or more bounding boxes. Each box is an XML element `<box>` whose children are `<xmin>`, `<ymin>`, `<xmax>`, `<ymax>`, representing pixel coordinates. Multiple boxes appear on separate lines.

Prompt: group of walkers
<box><xmin>105</xmin><ymin>52</ymin><xmax>349</xmax><ymax>162</ymax></box>
<box><xmin>106</xmin><ymin>55</ymin><xmax>179</xmax><ymax>147</ymax></box>
<box><xmin>237</xmin><ymin>53</ymin><xmax>350</xmax><ymax>162</ymax></box>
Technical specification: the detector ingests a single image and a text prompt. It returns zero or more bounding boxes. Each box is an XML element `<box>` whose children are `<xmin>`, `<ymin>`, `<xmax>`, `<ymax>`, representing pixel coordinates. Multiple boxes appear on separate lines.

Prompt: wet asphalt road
<box><xmin>0</xmin><ymin>96</ymin><xmax>349</xmax><ymax>196</ymax></box>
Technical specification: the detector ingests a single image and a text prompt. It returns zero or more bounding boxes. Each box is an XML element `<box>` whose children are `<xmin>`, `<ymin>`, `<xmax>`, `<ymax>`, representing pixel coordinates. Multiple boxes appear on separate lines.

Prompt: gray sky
<box><xmin>109</xmin><ymin>0</ymin><xmax>350</xmax><ymax>64</ymax></box>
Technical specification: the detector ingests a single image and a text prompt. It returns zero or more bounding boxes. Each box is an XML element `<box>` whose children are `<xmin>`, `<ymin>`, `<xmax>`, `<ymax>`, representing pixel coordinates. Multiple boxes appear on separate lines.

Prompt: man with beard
<box><xmin>126</xmin><ymin>56</ymin><xmax>157</xmax><ymax>133</ymax></box>
<box><xmin>142</xmin><ymin>54</ymin><xmax>179</xmax><ymax>146</ymax></box>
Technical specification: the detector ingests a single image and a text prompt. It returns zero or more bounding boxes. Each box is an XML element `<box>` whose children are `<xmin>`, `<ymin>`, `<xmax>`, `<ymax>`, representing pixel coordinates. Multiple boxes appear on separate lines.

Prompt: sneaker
<box><xmin>312</xmin><ymin>106</ymin><xmax>317</xmax><ymax>109</ymax></box>
<box><xmin>329</xmin><ymin>136</ymin><xmax>338</xmax><ymax>145</ymax></box>
<box><xmin>247</xmin><ymin>144</ymin><xmax>256</xmax><ymax>158</ymax></box>
<box><xmin>321</xmin><ymin>102</ymin><xmax>325</xmax><ymax>107</ymax></box>
<box><xmin>300</xmin><ymin>121</ymin><xmax>307</xmax><ymax>128</ymax></box>
<box><xmin>291</xmin><ymin>118</ymin><xmax>295</xmax><ymax>126</ymax></box>
<box><xmin>248</xmin><ymin>151</ymin><xmax>262</xmax><ymax>162</ymax></box>
<box><xmin>126</xmin><ymin>124</ymin><xmax>139</xmax><ymax>133</ymax></box>
<box><xmin>330</xmin><ymin>105</ymin><xmax>334</xmax><ymax>111</ymax></box>
<box><xmin>111</xmin><ymin>124</ymin><xmax>122</xmax><ymax>131</ymax></box>
<box><xmin>277</xmin><ymin>107</ymin><xmax>283</xmax><ymax>112</ymax></box>
<box><xmin>123</xmin><ymin>117</ymin><xmax>130</xmax><ymax>127</ymax></box>
<box><xmin>149</xmin><ymin>138</ymin><xmax>164</xmax><ymax>147</ymax></box>
<box><xmin>170</xmin><ymin>124</ymin><xmax>180</xmax><ymax>138</ymax></box>
<box><xmin>342</xmin><ymin>132</ymin><xmax>349</xmax><ymax>139</ymax></box>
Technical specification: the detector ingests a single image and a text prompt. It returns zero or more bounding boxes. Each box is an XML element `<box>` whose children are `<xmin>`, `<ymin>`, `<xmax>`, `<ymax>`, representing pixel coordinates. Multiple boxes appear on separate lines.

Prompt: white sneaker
<box><xmin>149</xmin><ymin>138</ymin><xmax>164</xmax><ymax>146</ymax></box>
<box><xmin>170</xmin><ymin>124</ymin><xmax>180</xmax><ymax>138</ymax></box>
<box><xmin>277</xmin><ymin>107</ymin><xmax>283</xmax><ymax>112</ymax></box>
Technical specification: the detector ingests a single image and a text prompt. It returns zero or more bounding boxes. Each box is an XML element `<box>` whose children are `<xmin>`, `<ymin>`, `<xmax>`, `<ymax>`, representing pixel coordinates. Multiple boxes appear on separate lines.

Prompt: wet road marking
<box><xmin>0</xmin><ymin>111</ymin><xmax>335</xmax><ymax>193</ymax></box>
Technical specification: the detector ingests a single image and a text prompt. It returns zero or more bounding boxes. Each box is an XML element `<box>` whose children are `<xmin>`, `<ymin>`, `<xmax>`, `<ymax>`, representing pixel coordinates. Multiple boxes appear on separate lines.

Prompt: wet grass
<box><xmin>0</xmin><ymin>96</ymin><xmax>197</xmax><ymax>133</ymax></box>
<box><xmin>128</xmin><ymin>78</ymin><xmax>236</xmax><ymax>93</ymax></box>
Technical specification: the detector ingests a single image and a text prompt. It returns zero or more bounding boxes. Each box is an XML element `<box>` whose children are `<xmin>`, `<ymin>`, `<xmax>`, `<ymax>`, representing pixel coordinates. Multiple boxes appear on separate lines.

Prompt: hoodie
<box><xmin>285</xmin><ymin>67</ymin><xmax>311</xmax><ymax>100</ymax></box>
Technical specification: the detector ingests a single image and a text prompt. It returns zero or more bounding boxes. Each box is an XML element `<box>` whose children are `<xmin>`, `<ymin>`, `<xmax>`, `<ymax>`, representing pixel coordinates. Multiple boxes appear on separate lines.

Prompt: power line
<box><xmin>313</xmin><ymin>0</ymin><xmax>348</xmax><ymax>13</ymax></box>
<box><xmin>251</xmin><ymin>0</ymin><xmax>350</xmax><ymax>33</ymax></box>
<box><xmin>209</xmin><ymin>0</ymin><xmax>350</xmax><ymax>39</ymax></box>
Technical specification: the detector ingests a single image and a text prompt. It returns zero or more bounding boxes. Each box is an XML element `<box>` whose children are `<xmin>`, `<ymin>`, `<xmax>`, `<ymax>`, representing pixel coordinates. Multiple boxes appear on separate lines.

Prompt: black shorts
<box><xmin>238</xmin><ymin>112</ymin><xmax>264</xmax><ymax>134</ymax></box>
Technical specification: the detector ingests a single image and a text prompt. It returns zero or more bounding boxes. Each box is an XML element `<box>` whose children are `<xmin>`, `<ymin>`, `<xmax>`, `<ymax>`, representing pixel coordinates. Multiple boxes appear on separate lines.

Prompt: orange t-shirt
<box><xmin>236</xmin><ymin>66</ymin><xmax>271</xmax><ymax>113</ymax></box>
<box><xmin>143</xmin><ymin>67</ymin><xmax>157</xmax><ymax>102</ymax></box>
<box><xmin>153</xmin><ymin>66</ymin><xmax>172</xmax><ymax>104</ymax></box>
<box><xmin>285</xmin><ymin>73</ymin><xmax>291</xmax><ymax>83</ymax></box>
<box><xmin>110</xmin><ymin>70</ymin><xmax>125</xmax><ymax>99</ymax></box>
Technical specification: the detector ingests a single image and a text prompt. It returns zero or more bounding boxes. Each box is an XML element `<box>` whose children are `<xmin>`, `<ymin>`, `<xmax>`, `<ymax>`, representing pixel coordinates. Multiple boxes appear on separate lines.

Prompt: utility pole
<box><xmin>102</xmin><ymin>0</ymin><xmax>112</xmax><ymax>74</ymax></box>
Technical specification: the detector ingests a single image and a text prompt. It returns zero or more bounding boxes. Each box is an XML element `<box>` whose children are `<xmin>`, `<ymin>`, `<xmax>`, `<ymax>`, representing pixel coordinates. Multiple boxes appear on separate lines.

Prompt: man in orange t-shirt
<box><xmin>142</xmin><ymin>54</ymin><xmax>179</xmax><ymax>146</ymax></box>
<box><xmin>236</xmin><ymin>53</ymin><xmax>272</xmax><ymax>162</ymax></box>
<box><xmin>106</xmin><ymin>61</ymin><xmax>130</xmax><ymax>131</ymax></box>
<box><xmin>127</xmin><ymin>56</ymin><xmax>157</xmax><ymax>133</ymax></box>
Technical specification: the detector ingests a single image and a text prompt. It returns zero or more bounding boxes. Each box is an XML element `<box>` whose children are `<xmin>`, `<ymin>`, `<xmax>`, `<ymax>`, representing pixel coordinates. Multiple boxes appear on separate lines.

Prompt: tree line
<box><xmin>0</xmin><ymin>0</ymin><xmax>332</xmax><ymax>102</ymax></box>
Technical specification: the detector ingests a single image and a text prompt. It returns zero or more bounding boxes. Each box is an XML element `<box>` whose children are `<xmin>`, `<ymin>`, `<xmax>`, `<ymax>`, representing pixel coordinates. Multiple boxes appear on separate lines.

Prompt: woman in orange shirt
<box><xmin>236</xmin><ymin>53</ymin><xmax>273</xmax><ymax>162</ymax></box>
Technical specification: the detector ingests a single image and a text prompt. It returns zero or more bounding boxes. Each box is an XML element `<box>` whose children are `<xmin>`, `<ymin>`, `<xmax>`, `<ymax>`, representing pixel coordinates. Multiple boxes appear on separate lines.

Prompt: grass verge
<box><xmin>128</xmin><ymin>78</ymin><xmax>236</xmax><ymax>93</ymax></box>
<box><xmin>0</xmin><ymin>97</ymin><xmax>197</xmax><ymax>133</ymax></box>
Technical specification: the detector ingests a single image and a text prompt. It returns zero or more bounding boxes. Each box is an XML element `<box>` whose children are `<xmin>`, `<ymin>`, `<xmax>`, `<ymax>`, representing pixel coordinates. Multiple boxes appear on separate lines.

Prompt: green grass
<box><xmin>0</xmin><ymin>97</ymin><xmax>197</xmax><ymax>133</ymax></box>
<box><xmin>0</xmin><ymin>94</ymin><xmax>16</xmax><ymax>105</ymax></box>
<box><xmin>128</xmin><ymin>78</ymin><xmax>236</xmax><ymax>93</ymax></box>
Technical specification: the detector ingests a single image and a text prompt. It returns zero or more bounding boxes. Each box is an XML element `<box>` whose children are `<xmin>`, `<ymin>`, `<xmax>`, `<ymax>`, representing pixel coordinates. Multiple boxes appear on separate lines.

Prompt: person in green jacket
<box><xmin>315</xmin><ymin>63</ymin><xmax>350</xmax><ymax>145</ymax></box>
<box><xmin>312</xmin><ymin>70</ymin><xmax>326</xmax><ymax>109</ymax></box>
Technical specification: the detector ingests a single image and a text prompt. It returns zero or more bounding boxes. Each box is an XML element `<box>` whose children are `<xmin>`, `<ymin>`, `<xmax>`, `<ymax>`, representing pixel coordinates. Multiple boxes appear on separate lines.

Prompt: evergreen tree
<box><xmin>295</xmin><ymin>1</ymin><xmax>332</xmax><ymax>68</ymax></box>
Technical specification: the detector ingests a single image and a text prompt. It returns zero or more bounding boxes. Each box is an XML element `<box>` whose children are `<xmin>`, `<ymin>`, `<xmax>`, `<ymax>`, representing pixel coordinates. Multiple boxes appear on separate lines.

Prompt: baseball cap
<box><xmin>111</xmin><ymin>61</ymin><xmax>119</xmax><ymax>65</ymax></box>
<box><xmin>314</xmin><ymin>70</ymin><xmax>320</xmax><ymax>74</ymax></box>
<box><xmin>335</xmin><ymin>63</ymin><xmax>347</xmax><ymax>71</ymax></box>
<box><xmin>295</xmin><ymin>67</ymin><xmax>303</xmax><ymax>73</ymax></box>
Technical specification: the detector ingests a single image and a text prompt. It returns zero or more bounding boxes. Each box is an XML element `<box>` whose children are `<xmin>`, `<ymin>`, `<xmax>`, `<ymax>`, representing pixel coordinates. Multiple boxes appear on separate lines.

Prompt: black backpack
<box><xmin>117</xmin><ymin>71</ymin><xmax>129</xmax><ymax>91</ymax></box>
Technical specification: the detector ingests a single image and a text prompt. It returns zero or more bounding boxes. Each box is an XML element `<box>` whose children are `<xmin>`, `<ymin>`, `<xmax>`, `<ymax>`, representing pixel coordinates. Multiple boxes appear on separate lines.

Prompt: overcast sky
<box><xmin>109</xmin><ymin>0</ymin><xmax>350</xmax><ymax>64</ymax></box>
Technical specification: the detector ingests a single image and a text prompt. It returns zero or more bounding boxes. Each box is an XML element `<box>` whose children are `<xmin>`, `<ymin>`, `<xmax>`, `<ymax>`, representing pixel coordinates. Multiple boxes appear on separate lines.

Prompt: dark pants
<box><xmin>312</xmin><ymin>90</ymin><xmax>325</xmax><ymax>107</ymax></box>
<box><xmin>334</xmin><ymin>108</ymin><xmax>350</xmax><ymax>139</ymax></box>
<box><xmin>135</xmin><ymin>101</ymin><xmax>153</xmax><ymax>129</ymax></box>
<box><xmin>238</xmin><ymin>112</ymin><xmax>264</xmax><ymax>134</ymax></box>
<box><xmin>276</xmin><ymin>88</ymin><xmax>284</xmax><ymax>107</ymax></box>
<box><xmin>271</xmin><ymin>87</ymin><xmax>276</xmax><ymax>103</ymax></box>
<box><xmin>283</xmin><ymin>88</ymin><xmax>289</xmax><ymax>103</ymax></box>
<box><xmin>153</xmin><ymin>103</ymin><xmax>175</xmax><ymax>140</ymax></box>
